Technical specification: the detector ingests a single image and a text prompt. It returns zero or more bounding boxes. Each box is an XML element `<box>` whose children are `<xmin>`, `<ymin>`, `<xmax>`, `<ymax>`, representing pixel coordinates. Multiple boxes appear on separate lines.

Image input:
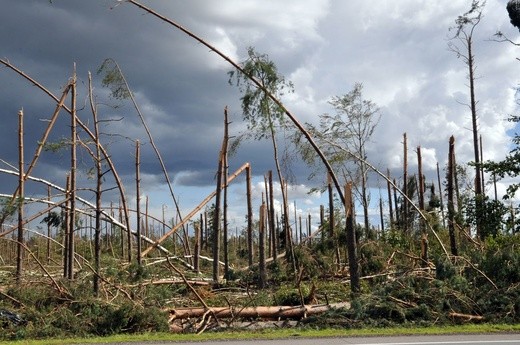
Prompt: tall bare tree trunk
<box><xmin>204</xmin><ymin>211</ymin><xmax>208</xmax><ymax>252</ymax></box>
<box><xmin>246</xmin><ymin>165</ymin><xmax>254</xmax><ymax>266</ymax></box>
<box><xmin>447</xmin><ymin>136</ymin><xmax>458</xmax><ymax>256</ymax></box>
<box><xmin>417</xmin><ymin>146</ymin><xmax>428</xmax><ymax>266</ymax></box>
<box><xmin>403</xmin><ymin>133</ymin><xmax>408</xmax><ymax>233</ymax></box>
<box><xmin>327</xmin><ymin>173</ymin><xmax>334</xmax><ymax>239</ymax></box>
<box><xmin>16</xmin><ymin>109</ymin><xmax>24</xmax><ymax>281</ymax></box>
<box><xmin>393</xmin><ymin>178</ymin><xmax>400</xmax><ymax>224</ymax></box>
<box><xmin>145</xmin><ymin>196</ymin><xmax>149</xmax><ymax>239</ymax></box>
<box><xmin>379</xmin><ymin>198</ymin><xmax>384</xmax><ymax>235</ymax></box>
<box><xmin>284</xmin><ymin>180</ymin><xmax>298</xmax><ymax>277</ymax></box>
<box><xmin>268</xmin><ymin>171</ymin><xmax>277</xmax><ymax>261</ymax></box>
<box><xmin>258</xmin><ymin>203</ymin><xmax>267</xmax><ymax>288</ymax></box>
<box><xmin>307</xmin><ymin>214</ymin><xmax>312</xmax><ymax>245</ymax></box>
<box><xmin>63</xmin><ymin>175</ymin><xmax>70</xmax><ymax>277</ymax></box>
<box><xmin>89</xmin><ymin>72</ymin><xmax>103</xmax><ymax>295</ymax></box>
<box><xmin>298</xmin><ymin>215</ymin><xmax>302</xmax><ymax>245</ymax></box>
<box><xmin>417</xmin><ymin>147</ymin><xmax>425</xmax><ymax>217</ymax></box>
<box><xmin>386</xmin><ymin>169</ymin><xmax>394</xmax><ymax>227</ymax></box>
<box><xmin>194</xmin><ymin>222</ymin><xmax>200</xmax><ymax>274</ymax></box>
<box><xmin>480</xmin><ymin>135</ymin><xmax>485</xmax><ymax>196</ymax></box>
<box><xmin>263</xmin><ymin>175</ymin><xmax>271</xmax><ymax>257</ymax></box>
<box><xmin>135</xmin><ymin>140</ymin><xmax>142</xmax><ymax>266</ymax></box>
<box><xmin>47</xmin><ymin>186</ymin><xmax>52</xmax><ymax>265</ymax></box>
<box><xmin>223</xmin><ymin>108</ymin><xmax>230</xmax><ymax>279</ymax></box>
<box><xmin>361</xmin><ymin>161</ymin><xmax>370</xmax><ymax>238</ymax></box>
<box><xmin>345</xmin><ymin>182</ymin><xmax>360</xmax><ymax>293</ymax></box>
<box><xmin>436</xmin><ymin>162</ymin><xmax>446</xmax><ymax>229</ymax></box>
<box><xmin>67</xmin><ymin>70</ymin><xmax>77</xmax><ymax>280</ymax></box>
<box><xmin>467</xmin><ymin>39</ymin><xmax>483</xmax><ymax>239</ymax></box>
<box><xmin>199</xmin><ymin>213</ymin><xmax>204</xmax><ymax>252</ymax></box>
<box><xmin>212</xmin><ymin>142</ymin><xmax>226</xmax><ymax>282</ymax></box>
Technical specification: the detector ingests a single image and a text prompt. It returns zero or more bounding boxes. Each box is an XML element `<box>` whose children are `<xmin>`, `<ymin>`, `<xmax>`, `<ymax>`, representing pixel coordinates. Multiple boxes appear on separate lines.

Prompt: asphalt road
<box><xmin>81</xmin><ymin>333</ymin><xmax>520</xmax><ymax>345</ymax></box>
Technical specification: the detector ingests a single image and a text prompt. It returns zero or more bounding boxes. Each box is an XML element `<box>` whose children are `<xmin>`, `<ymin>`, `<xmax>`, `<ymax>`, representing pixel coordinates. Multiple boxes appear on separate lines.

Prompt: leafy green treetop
<box><xmin>482</xmin><ymin>115</ymin><xmax>520</xmax><ymax>199</ymax></box>
<box><xmin>228</xmin><ymin>47</ymin><xmax>294</xmax><ymax>141</ymax></box>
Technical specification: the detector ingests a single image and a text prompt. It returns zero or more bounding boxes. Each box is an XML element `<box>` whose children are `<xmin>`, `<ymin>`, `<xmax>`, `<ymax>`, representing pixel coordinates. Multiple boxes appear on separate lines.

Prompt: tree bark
<box><xmin>447</xmin><ymin>136</ymin><xmax>458</xmax><ymax>256</ymax></box>
<box><xmin>403</xmin><ymin>133</ymin><xmax>408</xmax><ymax>233</ymax></box>
<box><xmin>88</xmin><ymin>72</ymin><xmax>103</xmax><ymax>295</ymax></box>
<box><xmin>246</xmin><ymin>165</ymin><xmax>254</xmax><ymax>266</ymax></box>
<box><xmin>223</xmin><ymin>108</ymin><xmax>230</xmax><ymax>279</ymax></box>
<box><xmin>16</xmin><ymin>109</ymin><xmax>24</xmax><ymax>281</ymax></box>
<box><xmin>194</xmin><ymin>222</ymin><xmax>200</xmax><ymax>274</ymax></box>
<box><xmin>258</xmin><ymin>203</ymin><xmax>267</xmax><ymax>288</ymax></box>
<box><xmin>436</xmin><ymin>162</ymin><xmax>446</xmax><ymax>229</ymax></box>
<box><xmin>268</xmin><ymin>171</ymin><xmax>277</xmax><ymax>261</ymax></box>
<box><xmin>468</xmin><ymin>38</ymin><xmax>483</xmax><ymax>239</ymax></box>
<box><xmin>345</xmin><ymin>182</ymin><xmax>360</xmax><ymax>293</ymax></box>
<box><xmin>386</xmin><ymin>169</ymin><xmax>394</xmax><ymax>226</ymax></box>
<box><xmin>67</xmin><ymin>69</ymin><xmax>77</xmax><ymax>279</ymax></box>
<box><xmin>170</xmin><ymin>302</ymin><xmax>351</xmax><ymax>321</ymax></box>
<box><xmin>135</xmin><ymin>140</ymin><xmax>142</xmax><ymax>266</ymax></box>
<box><xmin>212</xmin><ymin>134</ymin><xmax>227</xmax><ymax>282</ymax></box>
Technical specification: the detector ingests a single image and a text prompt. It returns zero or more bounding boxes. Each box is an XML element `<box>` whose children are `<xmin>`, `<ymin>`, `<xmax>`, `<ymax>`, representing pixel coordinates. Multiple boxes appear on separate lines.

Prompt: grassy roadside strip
<box><xmin>4</xmin><ymin>324</ymin><xmax>520</xmax><ymax>345</ymax></box>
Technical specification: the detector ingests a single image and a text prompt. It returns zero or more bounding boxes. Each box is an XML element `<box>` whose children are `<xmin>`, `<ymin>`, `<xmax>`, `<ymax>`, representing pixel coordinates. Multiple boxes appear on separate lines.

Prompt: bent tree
<box><xmin>125</xmin><ymin>0</ymin><xmax>345</xmax><ymax>204</ymax></box>
<box><xmin>228</xmin><ymin>47</ymin><xmax>295</xmax><ymax>255</ymax></box>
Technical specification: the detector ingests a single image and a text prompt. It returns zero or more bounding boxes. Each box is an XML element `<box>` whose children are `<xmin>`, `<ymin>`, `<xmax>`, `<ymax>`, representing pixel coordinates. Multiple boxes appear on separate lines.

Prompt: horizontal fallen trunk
<box><xmin>127</xmin><ymin>279</ymin><xmax>209</xmax><ymax>287</ymax></box>
<box><xmin>449</xmin><ymin>312</ymin><xmax>484</xmax><ymax>321</ymax></box>
<box><xmin>170</xmin><ymin>302</ymin><xmax>350</xmax><ymax>321</ymax></box>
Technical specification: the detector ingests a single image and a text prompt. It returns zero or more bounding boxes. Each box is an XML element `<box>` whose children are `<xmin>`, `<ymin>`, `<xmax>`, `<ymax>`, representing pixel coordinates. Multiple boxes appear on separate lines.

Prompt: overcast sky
<box><xmin>1</xmin><ymin>0</ymin><xmax>519</xmax><ymax>230</ymax></box>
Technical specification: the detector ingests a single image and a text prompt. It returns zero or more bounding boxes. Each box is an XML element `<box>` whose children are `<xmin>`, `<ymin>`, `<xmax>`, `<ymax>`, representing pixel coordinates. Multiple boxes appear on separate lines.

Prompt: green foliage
<box><xmin>295</xmin><ymin>83</ymin><xmax>380</xmax><ymax>196</ymax></box>
<box><xmin>266</xmin><ymin>260</ymin><xmax>288</xmax><ymax>285</ymax></box>
<box><xmin>0</xmin><ymin>196</ymin><xmax>22</xmax><ymax>225</ymax></box>
<box><xmin>480</xmin><ymin>234</ymin><xmax>520</xmax><ymax>286</ymax></box>
<box><xmin>435</xmin><ymin>256</ymin><xmax>457</xmax><ymax>281</ymax></box>
<box><xmin>359</xmin><ymin>241</ymin><xmax>385</xmax><ymax>277</ymax></box>
<box><xmin>482</xmin><ymin>115</ymin><xmax>520</xmax><ymax>200</ymax></box>
<box><xmin>228</xmin><ymin>47</ymin><xmax>294</xmax><ymax>140</ymax></box>
<box><xmin>274</xmin><ymin>284</ymin><xmax>309</xmax><ymax>306</ymax></box>
<box><xmin>97</xmin><ymin>58</ymin><xmax>131</xmax><ymax>100</ymax></box>
<box><xmin>126</xmin><ymin>262</ymin><xmax>150</xmax><ymax>282</ymax></box>
<box><xmin>464</xmin><ymin>195</ymin><xmax>509</xmax><ymax>239</ymax></box>
<box><xmin>0</xmin><ymin>280</ymin><xmax>168</xmax><ymax>341</ymax></box>
<box><xmin>41</xmin><ymin>211</ymin><xmax>63</xmax><ymax>228</ymax></box>
<box><xmin>293</xmin><ymin>246</ymin><xmax>326</xmax><ymax>279</ymax></box>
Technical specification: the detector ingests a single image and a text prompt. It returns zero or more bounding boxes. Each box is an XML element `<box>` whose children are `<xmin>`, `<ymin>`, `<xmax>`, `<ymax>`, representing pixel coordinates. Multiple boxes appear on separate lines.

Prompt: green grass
<box><xmin>3</xmin><ymin>323</ymin><xmax>520</xmax><ymax>345</ymax></box>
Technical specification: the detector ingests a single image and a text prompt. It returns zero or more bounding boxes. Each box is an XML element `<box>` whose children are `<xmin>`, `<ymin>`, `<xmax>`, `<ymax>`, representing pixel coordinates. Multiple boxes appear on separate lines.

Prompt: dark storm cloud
<box><xmin>0</xmin><ymin>0</ymin><xmax>251</xmax><ymax>192</ymax></box>
<box><xmin>2</xmin><ymin>0</ymin><xmax>520</xmax><ymax>221</ymax></box>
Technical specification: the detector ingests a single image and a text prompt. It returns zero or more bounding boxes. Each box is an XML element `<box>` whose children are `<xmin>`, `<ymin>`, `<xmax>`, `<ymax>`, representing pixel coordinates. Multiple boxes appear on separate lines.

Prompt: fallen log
<box><xmin>127</xmin><ymin>279</ymin><xmax>210</xmax><ymax>287</ymax></box>
<box><xmin>448</xmin><ymin>312</ymin><xmax>484</xmax><ymax>321</ymax></box>
<box><xmin>170</xmin><ymin>302</ymin><xmax>350</xmax><ymax>321</ymax></box>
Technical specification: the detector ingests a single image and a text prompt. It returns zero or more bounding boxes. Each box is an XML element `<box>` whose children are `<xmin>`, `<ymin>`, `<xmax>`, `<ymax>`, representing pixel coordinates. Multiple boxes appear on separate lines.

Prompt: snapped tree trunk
<box><xmin>212</xmin><ymin>136</ymin><xmax>226</xmax><ymax>282</ymax></box>
<box><xmin>258</xmin><ymin>203</ymin><xmax>267</xmax><ymax>288</ymax></box>
<box><xmin>268</xmin><ymin>170</ymin><xmax>277</xmax><ymax>261</ymax></box>
<box><xmin>246</xmin><ymin>165</ymin><xmax>254</xmax><ymax>266</ymax></box>
<box><xmin>135</xmin><ymin>140</ymin><xmax>142</xmax><ymax>266</ymax></box>
<box><xmin>447</xmin><ymin>136</ymin><xmax>458</xmax><ymax>256</ymax></box>
<box><xmin>403</xmin><ymin>132</ymin><xmax>408</xmax><ymax>233</ymax></box>
<box><xmin>386</xmin><ymin>169</ymin><xmax>394</xmax><ymax>226</ymax></box>
<box><xmin>88</xmin><ymin>72</ymin><xmax>103</xmax><ymax>295</ymax></box>
<box><xmin>16</xmin><ymin>109</ymin><xmax>24</xmax><ymax>281</ymax></box>
<box><xmin>223</xmin><ymin>108</ymin><xmax>230</xmax><ymax>279</ymax></box>
<box><xmin>417</xmin><ymin>146</ymin><xmax>428</xmax><ymax>266</ymax></box>
<box><xmin>344</xmin><ymin>182</ymin><xmax>360</xmax><ymax>293</ymax></box>
<box><xmin>436</xmin><ymin>162</ymin><xmax>447</xmax><ymax>229</ymax></box>
<box><xmin>67</xmin><ymin>69</ymin><xmax>77</xmax><ymax>279</ymax></box>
